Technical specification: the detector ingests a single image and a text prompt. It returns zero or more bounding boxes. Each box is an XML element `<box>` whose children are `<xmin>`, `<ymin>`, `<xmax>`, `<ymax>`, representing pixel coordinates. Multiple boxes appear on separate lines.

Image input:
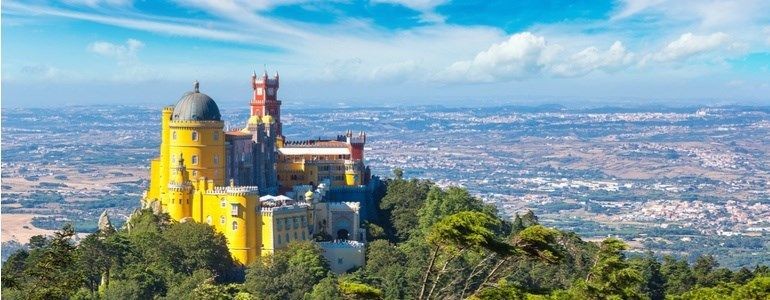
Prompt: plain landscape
<box><xmin>2</xmin><ymin>103</ymin><xmax>769</xmax><ymax>267</ymax></box>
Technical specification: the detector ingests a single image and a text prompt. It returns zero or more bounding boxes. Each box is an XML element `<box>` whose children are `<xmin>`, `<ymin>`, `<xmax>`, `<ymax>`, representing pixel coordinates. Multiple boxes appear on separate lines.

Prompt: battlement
<box><xmin>328</xmin><ymin>201</ymin><xmax>360</xmax><ymax>210</ymax></box>
<box><xmin>168</xmin><ymin>182</ymin><xmax>192</xmax><ymax>190</ymax></box>
<box><xmin>318</xmin><ymin>240</ymin><xmax>365</xmax><ymax>249</ymax></box>
<box><xmin>329</xmin><ymin>185</ymin><xmax>368</xmax><ymax>193</ymax></box>
<box><xmin>207</xmin><ymin>185</ymin><xmax>260</xmax><ymax>195</ymax></box>
<box><xmin>260</xmin><ymin>202</ymin><xmax>309</xmax><ymax>213</ymax></box>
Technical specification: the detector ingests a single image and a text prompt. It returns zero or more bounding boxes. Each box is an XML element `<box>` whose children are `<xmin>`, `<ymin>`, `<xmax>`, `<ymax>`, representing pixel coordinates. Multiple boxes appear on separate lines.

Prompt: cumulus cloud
<box><xmin>551</xmin><ymin>42</ymin><xmax>635</xmax><ymax>77</ymax></box>
<box><xmin>439</xmin><ymin>32</ymin><xmax>635</xmax><ymax>82</ymax></box>
<box><xmin>652</xmin><ymin>32</ymin><xmax>728</xmax><ymax>62</ymax></box>
<box><xmin>88</xmin><ymin>38</ymin><xmax>144</xmax><ymax>62</ymax></box>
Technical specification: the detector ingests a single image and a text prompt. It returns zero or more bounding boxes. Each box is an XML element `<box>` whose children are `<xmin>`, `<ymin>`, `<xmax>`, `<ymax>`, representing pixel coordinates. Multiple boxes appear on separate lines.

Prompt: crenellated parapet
<box><xmin>207</xmin><ymin>185</ymin><xmax>260</xmax><ymax>196</ymax></box>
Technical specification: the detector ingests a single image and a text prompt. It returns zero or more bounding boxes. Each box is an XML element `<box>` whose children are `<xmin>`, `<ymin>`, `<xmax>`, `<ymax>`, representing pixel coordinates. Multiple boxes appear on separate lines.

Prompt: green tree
<box><xmin>418</xmin><ymin>186</ymin><xmax>493</xmax><ymax>232</ymax></box>
<box><xmin>19</xmin><ymin>223</ymin><xmax>83</xmax><ymax>299</ymax></box>
<box><xmin>570</xmin><ymin>238</ymin><xmax>647</xmax><ymax>300</ymax></box>
<box><xmin>661</xmin><ymin>255</ymin><xmax>695</xmax><ymax>295</ymax></box>
<box><xmin>731</xmin><ymin>276</ymin><xmax>770</xmax><ymax>300</ymax></box>
<box><xmin>165</xmin><ymin>269</ymin><xmax>215</xmax><ymax>299</ymax></box>
<box><xmin>244</xmin><ymin>242</ymin><xmax>330</xmax><ymax>299</ymax></box>
<box><xmin>339</xmin><ymin>279</ymin><xmax>384</xmax><ymax>299</ymax></box>
<box><xmin>733</xmin><ymin>267</ymin><xmax>754</xmax><ymax>284</ymax></box>
<box><xmin>378</xmin><ymin>178</ymin><xmax>432</xmax><ymax>241</ymax></box>
<box><xmin>392</xmin><ymin>168</ymin><xmax>404</xmax><ymax>180</ymax></box>
<box><xmin>162</xmin><ymin>221</ymin><xmax>236</xmax><ymax>280</ymax></box>
<box><xmin>469</xmin><ymin>279</ymin><xmax>525</xmax><ymax>300</ymax></box>
<box><xmin>418</xmin><ymin>211</ymin><xmax>524</xmax><ymax>300</ymax></box>
<box><xmin>307</xmin><ymin>276</ymin><xmax>342</xmax><ymax>300</ymax></box>
<box><xmin>631</xmin><ymin>252</ymin><xmax>666</xmax><ymax>300</ymax></box>
<box><xmin>363</xmin><ymin>239</ymin><xmax>412</xmax><ymax>299</ymax></box>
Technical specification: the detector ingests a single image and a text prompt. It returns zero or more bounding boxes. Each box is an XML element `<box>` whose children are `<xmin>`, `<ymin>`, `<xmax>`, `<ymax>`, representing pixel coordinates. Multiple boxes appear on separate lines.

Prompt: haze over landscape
<box><xmin>3</xmin><ymin>0</ymin><xmax>770</xmax><ymax>107</ymax></box>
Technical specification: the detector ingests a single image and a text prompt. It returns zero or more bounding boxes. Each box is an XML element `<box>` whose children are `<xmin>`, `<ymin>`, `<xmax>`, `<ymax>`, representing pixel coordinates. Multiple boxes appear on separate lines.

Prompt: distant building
<box><xmin>142</xmin><ymin>71</ymin><xmax>375</xmax><ymax>267</ymax></box>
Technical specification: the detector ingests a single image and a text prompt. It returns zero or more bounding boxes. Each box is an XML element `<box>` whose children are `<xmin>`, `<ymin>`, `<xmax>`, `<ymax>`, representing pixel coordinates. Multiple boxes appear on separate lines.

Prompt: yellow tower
<box><xmin>167</xmin><ymin>157</ymin><xmax>192</xmax><ymax>220</ymax></box>
<box><xmin>167</xmin><ymin>81</ymin><xmax>226</xmax><ymax>190</ymax></box>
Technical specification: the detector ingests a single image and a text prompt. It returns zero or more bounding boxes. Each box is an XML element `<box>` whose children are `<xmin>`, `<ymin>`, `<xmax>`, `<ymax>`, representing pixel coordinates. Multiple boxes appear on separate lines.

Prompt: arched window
<box><xmin>277</xmin><ymin>235</ymin><xmax>281</xmax><ymax>244</ymax></box>
<box><xmin>191</xmin><ymin>155</ymin><xmax>198</xmax><ymax>165</ymax></box>
<box><xmin>213</xmin><ymin>132</ymin><xmax>219</xmax><ymax>141</ymax></box>
<box><xmin>172</xmin><ymin>131</ymin><xmax>177</xmax><ymax>140</ymax></box>
<box><xmin>192</xmin><ymin>131</ymin><xmax>199</xmax><ymax>141</ymax></box>
<box><xmin>214</xmin><ymin>155</ymin><xmax>219</xmax><ymax>165</ymax></box>
<box><xmin>285</xmin><ymin>233</ymin><xmax>290</xmax><ymax>242</ymax></box>
<box><xmin>232</xmin><ymin>221</ymin><xmax>238</xmax><ymax>231</ymax></box>
<box><xmin>220</xmin><ymin>199</ymin><xmax>226</xmax><ymax>208</ymax></box>
<box><xmin>220</xmin><ymin>216</ymin><xmax>225</xmax><ymax>225</ymax></box>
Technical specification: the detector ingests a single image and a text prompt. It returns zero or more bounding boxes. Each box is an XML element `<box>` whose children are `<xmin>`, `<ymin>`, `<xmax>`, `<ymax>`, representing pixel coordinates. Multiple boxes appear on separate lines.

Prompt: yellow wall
<box><xmin>168</xmin><ymin>121</ymin><xmax>226</xmax><ymax>187</ymax></box>
<box><xmin>277</xmin><ymin>159</ymin><xmax>362</xmax><ymax>189</ymax></box>
<box><xmin>260</xmin><ymin>207</ymin><xmax>310</xmax><ymax>256</ymax></box>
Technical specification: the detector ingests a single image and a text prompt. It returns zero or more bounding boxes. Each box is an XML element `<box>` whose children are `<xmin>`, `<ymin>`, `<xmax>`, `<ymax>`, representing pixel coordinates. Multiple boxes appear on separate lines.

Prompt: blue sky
<box><xmin>3</xmin><ymin>0</ymin><xmax>770</xmax><ymax>107</ymax></box>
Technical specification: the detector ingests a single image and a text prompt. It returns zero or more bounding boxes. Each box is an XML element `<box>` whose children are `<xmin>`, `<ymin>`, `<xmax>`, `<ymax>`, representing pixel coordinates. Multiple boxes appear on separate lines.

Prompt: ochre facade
<box><xmin>143</xmin><ymin>74</ymin><xmax>369</xmax><ymax>266</ymax></box>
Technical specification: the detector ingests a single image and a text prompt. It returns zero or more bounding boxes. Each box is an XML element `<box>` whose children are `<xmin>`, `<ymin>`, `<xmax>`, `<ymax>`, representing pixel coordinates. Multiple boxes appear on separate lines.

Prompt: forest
<box><xmin>2</xmin><ymin>169</ymin><xmax>769</xmax><ymax>299</ymax></box>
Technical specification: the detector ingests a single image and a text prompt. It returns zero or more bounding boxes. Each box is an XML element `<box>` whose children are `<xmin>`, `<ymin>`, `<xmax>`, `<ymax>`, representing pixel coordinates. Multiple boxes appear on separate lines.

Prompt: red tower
<box><xmin>250</xmin><ymin>70</ymin><xmax>282</xmax><ymax>137</ymax></box>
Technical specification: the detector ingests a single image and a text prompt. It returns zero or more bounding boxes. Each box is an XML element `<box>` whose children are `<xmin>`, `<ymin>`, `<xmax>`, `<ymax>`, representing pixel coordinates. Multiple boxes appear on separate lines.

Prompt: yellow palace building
<box><xmin>142</xmin><ymin>74</ymin><xmax>371</xmax><ymax>266</ymax></box>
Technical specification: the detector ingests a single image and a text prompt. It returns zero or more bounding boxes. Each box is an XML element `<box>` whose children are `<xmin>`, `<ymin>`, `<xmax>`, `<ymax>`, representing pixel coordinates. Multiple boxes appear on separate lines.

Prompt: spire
<box><xmin>252</xmin><ymin>70</ymin><xmax>257</xmax><ymax>78</ymax></box>
<box><xmin>263</xmin><ymin>65</ymin><xmax>268</xmax><ymax>78</ymax></box>
<box><xmin>193</xmin><ymin>80</ymin><xmax>200</xmax><ymax>93</ymax></box>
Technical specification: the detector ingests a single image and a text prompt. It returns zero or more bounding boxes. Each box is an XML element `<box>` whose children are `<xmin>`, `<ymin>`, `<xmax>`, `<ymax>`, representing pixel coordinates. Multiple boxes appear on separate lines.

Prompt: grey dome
<box><xmin>172</xmin><ymin>82</ymin><xmax>221</xmax><ymax>121</ymax></box>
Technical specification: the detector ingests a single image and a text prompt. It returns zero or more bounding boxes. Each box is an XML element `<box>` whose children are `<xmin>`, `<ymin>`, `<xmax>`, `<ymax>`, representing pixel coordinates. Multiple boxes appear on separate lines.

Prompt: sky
<box><xmin>2</xmin><ymin>0</ymin><xmax>770</xmax><ymax>108</ymax></box>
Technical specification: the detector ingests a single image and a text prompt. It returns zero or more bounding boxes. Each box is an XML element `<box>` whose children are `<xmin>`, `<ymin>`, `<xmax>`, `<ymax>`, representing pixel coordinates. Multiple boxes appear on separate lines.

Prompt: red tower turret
<box><xmin>250</xmin><ymin>69</ymin><xmax>282</xmax><ymax>137</ymax></box>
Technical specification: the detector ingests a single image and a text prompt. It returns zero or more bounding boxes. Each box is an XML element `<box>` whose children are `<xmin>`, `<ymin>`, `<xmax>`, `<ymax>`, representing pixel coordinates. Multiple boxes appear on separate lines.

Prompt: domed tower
<box><xmin>168</xmin><ymin>81</ymin><xmax>226</xmax><ymax>189</ymax></box>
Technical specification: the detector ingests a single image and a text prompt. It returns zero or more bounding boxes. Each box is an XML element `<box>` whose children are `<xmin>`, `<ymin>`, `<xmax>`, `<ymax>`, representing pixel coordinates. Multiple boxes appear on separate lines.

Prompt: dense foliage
<box><xmin>2</xmin><ymin>169</ymin><xmax>769</xmax><ymax>299</ymax></box>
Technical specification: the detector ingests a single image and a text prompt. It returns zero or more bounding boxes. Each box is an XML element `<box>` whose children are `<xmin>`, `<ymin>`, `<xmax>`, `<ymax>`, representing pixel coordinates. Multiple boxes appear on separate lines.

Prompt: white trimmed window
<box><xmin>206</xmin><ymin>216</ymin><xmax>212</xmax><ymax>225</ymax></box>
<box><xmin>230</xmin><ymin>203</ymin><xmax>239</xmax><ymax>216</ymax></box>
<box><xmin>232</xmin><ymin>221</ymin><xmax>238</xmax><ymax>231</ymax></box>
<box><xmin>220</xmin><ymin>216</ymin><xmax>225</xmax><ymax>225</ymax></box>
<box><xmin>191</xmin><ymin>155</ymin><xmax>198</xmax><ymax>165</ymax></box>
<box><xmin>192</xmin><ymin>131</ymin><xmax>199</xmax><ymax>141</ymax></box>
<box><xmin>172</xmin><ymin>131</ymin><xmax>177</xmax><ymax>140</ymax></box>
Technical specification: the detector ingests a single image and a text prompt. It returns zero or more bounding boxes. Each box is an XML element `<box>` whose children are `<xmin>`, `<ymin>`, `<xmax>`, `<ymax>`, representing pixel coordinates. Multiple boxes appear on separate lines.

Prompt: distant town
<box><xmin>2</xmin><ymin>104</ymin><xmax>769</xmax><ymax>267</ymax></box>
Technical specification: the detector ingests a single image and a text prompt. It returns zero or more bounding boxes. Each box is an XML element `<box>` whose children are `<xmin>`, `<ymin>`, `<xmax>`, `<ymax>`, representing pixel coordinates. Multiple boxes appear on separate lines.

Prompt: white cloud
<box><xmin>439</xmin><ymin>33</ymin><xmax>635</xmax><ymax>82</ymax></box>
<box><xmin>551</xmin><ymin>41</ymin><xmax>634</xmax><ymax>77</ymax></box>
<box><xmin>63</xmin><ymin>0</ymin><xmax>132</xmax><ymax>7</ymax></box>
<box><xmin>88</xmin><ymin>38</ymin><xmax>144</xmax><ymax>62</ymax></box>
<box><xmin>369</xmin><ymin>60</ymin><xmax>423</xmax><ymax>82</ymax></box>
<box><xmin>5</xmin><ymin>2</ymin><xmax>252</xmax><ymax>43</ymax></box>
<box><xmin>652</xmin><ymin>32</ymin><xmax>728</xmax><ymax>62</ymax></box>
<box><xmin>371</xmin><ymin>0</ymin><xmax>448</xmax><ymax>23</ymax></box>
<box><xmin>440</xmin><ymin>32</ymin><xmax>557</xmax><ymax>82</ymax></box>
<box><xmin>611</xmin><ymin>0</ymin><xmax>666</xmax><ymax>20</ymax></box>
<box><xmin>19</xmin><ymin>64</ymin><xmax>62</xmax><ymax>79</ymax></box>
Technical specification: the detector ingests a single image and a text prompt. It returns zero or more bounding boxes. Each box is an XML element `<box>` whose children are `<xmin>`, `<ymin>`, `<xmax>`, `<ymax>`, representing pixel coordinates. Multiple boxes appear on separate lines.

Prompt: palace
<box><xmin>142</xmin><ymin>71</ymin><xmax>376</xmax><ymax>269</ymax></box>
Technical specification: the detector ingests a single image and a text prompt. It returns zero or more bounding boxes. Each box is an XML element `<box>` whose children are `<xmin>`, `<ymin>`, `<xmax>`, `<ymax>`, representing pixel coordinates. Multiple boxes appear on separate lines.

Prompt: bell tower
<box><xmin>250</xmin><ymin>70</ymin><xmax>282</xmax><ymax>137</ymax></box>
